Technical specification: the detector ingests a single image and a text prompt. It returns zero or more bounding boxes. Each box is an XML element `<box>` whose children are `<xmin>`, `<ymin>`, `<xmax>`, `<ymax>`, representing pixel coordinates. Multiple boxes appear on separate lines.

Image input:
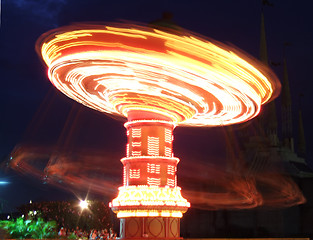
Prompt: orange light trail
<box><xmin>37</xmin><ymin>23</ymin><xmax>280</xmax><ymax>126</ymax></box>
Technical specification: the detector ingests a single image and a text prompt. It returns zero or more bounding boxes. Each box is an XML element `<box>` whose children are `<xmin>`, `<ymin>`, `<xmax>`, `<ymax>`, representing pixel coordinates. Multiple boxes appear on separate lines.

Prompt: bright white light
<box><xmin>7</xmin><ymin>215</ymin><xmax>10</xmax><ymax>219</ymax></box>
<box><xmin>30</xmin><ymin>200</ymin><xmax>32</xmax><ymax>204</ymax></box>
<box><xmin>80</xmin><ymin>200</ymin><xmax>88</xmax><ymax>209</ymax></box>
<box><xmin>0</xmin><ymin>181</ymin><xmax>9</xmax><ymax>185</ymax></box>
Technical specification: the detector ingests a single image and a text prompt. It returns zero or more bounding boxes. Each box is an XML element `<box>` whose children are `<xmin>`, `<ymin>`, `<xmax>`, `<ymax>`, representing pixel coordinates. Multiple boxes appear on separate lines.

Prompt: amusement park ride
<box><xmin>37</xmin><ymin>23</ymin><xmax>280</xmax><ymax>239</ymax></box>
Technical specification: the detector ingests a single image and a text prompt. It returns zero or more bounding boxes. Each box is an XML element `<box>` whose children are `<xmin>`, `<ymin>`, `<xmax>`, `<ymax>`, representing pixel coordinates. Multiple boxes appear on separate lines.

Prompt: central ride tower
<box><xmin>110</xmin><ymin>111</ymin><xmax>190</xmax><ymax>240</ymax></box>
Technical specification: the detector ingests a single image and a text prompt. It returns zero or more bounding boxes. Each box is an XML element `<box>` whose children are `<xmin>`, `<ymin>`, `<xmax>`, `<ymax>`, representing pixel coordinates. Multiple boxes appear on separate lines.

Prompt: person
<box><xmin>76</xmin><ymin>227</ymin><xmax>83</xmax><ymax>239</ymax></box>
<box><xmin>103</xmin><ymin>229</ymin><xmax>109</xmax><ymax>240</ymax></box>
<box><xmin>90</xmin><ymin>229</ymin><xmax>98</xmax><ymax>240</ymax></box>
<box><xmin>58</xmin><ymin>227</ymin><xmax>66</xmax><ymax>238</ymax></box>
<box><xmin>109</xmin><ymin>228</ymin><xmax>113</xmax><ymax>239</ymax></box>
<box><xmin>99</xmin><ymin>229</ymin><xmax>105</xmax><ymax>240</ymax></box>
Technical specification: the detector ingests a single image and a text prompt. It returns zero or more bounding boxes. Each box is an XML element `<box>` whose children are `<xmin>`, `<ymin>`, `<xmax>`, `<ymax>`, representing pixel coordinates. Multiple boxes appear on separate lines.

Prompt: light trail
<box><xmin>37</xmin><ymin>23</ymin><xmax>280</xmax><ymax>126</ymax></box>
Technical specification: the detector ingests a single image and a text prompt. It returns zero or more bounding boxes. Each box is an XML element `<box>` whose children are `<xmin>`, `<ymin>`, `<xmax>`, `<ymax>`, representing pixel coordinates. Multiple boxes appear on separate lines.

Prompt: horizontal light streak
<box><xmin>117</xmin><ymin>210</ymin><xmax>183</xmax><ymax>218</ymax></box>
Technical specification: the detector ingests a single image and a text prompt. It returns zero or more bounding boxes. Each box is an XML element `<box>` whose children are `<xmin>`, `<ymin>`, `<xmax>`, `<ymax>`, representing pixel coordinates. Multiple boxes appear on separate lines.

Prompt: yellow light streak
<box><xmin>38</xmin><ymin>23</ymin><xmax>280</xmax><ymax>126</ymax></box>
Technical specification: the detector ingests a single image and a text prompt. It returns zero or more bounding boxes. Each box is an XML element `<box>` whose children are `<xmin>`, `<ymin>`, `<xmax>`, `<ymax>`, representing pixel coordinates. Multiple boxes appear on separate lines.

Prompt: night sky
<box><xmin>1</xmin><ymin>0</ymin><xmax>313</xmax><ymax>213</ymax></box>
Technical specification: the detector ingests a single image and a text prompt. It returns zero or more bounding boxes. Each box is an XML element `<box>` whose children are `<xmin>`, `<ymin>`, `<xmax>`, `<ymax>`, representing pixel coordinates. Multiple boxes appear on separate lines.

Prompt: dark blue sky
<box><xmin>1</xmin><ymin>0</ymin><xmax>313</xmax><ymax>213</ymax></box>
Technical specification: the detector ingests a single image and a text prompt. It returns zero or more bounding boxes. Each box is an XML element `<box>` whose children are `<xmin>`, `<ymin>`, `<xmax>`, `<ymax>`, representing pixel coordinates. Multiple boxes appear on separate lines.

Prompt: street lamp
<box><xmin>79</xmin><ymin>200</ymin><xmax>88</xmax><ymax>210</ymax></box>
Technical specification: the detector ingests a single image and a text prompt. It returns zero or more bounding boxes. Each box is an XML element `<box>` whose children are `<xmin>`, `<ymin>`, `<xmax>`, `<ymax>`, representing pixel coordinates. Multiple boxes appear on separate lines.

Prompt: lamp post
<box><xmin>79</xmin><ymin>200</ymin><xmax>88</xmax><ymax>210</ymax></box>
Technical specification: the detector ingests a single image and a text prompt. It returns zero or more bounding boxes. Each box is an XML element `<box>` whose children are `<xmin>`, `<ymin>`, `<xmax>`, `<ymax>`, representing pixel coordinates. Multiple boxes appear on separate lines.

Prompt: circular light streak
<box><xmin>37</xmin><ymin>23</ymin><xmax>280</xmax><ymax>126</ymax></box>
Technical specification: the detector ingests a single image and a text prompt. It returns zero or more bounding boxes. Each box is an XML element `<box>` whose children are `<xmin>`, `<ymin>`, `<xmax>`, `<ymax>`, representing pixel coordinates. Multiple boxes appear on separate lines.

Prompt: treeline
<box><xmin>17</xmin><ymin>200</ymin><xmax>112</xmax><ymax>231</ymax></box>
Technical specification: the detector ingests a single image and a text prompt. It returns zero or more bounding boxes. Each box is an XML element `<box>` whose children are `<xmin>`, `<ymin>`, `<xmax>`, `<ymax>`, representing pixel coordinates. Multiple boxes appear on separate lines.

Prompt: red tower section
<box><xmin>124</xmin><ymin>121</ymin><xmax>176</xmax><ymax>187</ymax></box>
<box><xmin>110</xmin><ymin>119</ymin><xmax>190</xmax><ymax>240</ymax></box>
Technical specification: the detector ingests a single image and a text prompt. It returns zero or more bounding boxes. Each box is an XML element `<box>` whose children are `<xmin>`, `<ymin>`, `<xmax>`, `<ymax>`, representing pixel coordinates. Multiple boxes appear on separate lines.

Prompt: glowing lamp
<box><xmin>79</xmin><ymin>200</ymin><xmax>88</xmax><ymax>210</ymax></box>
<box><xmin>37</xmin><ymin>23</ymin><xmax>280</xmax><ymax>240</ymax></box>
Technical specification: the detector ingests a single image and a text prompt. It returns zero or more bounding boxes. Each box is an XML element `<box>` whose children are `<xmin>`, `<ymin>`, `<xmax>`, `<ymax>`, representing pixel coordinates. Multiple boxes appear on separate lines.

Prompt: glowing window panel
<box><xmin>167</xmin><ymin>178</ymin><xmax>175</xmax><ymax>187</ymax></box>
<box><xmin>148</xmin><ymin>212</ymin><xmax>159</xmax><ymax>217</ymax></box>
<box><xmin>164</xmin><ymin>146</ymin><xmax>172</xmax><ymax>157</ymax></box>
<box><xmin>132</xmin><ymin>142</ymin><xmax>141</xmax><ymax>147</ymax></box>
<box><xmin>116</xmin><ymin>210</ymin><xmax>183</xmax><ymax>218</ymax></box>
<box><xmin>129</xmin><ymin>169</ymin><xmax>140</xmax><ymax>179</ymax></box>
<box><xmin>127</xmin><ymin>130</ymin><xmax>129</xmax><ymax>136</ymax></box>
<box><xmin>147</xmin><ymin>163</ymin><xmax>160</xmax><ymax>174</ymax></box>
<box><xmin>171</xmin><ymin>211</ymin><xmax>183</xmax><ymax>218</ymax></box>
<box><xmin>165</xmin><ymin>128</ymin><xmax>172</xmax><ymax>143</ymax></box>
<box><xmin>123</xmin><ymin>166</ymin><xmax>126</xmax><ymax>186</ymax></box>
<box><xmin>126</xmin><ymin>144</ymin><xmax>129</xmax><ymax>157</ymax></box>
<box><xmin>147</xmin><ymin>177</ymin><xmax>161</xmax><ymax>186</ymax></box>
<box><xmin>167</xmin><ymin>165</ymin><xmax>175</xmax><ymax>175</ymax></box>
<box><xmin>131</xmin><ymin>151</ymin><xmax>141</xmax><ymax>157</ymax></box>
<box><xmin>161</xmin><ymin>211</ymin><xmax>171</xmax><ymax>217</ymax></box>
<box><xmin>147</xmin><ymin>136</ymin><xmax>159</xmax><ymax>156</ymax></box>
<box><xmin>132</xmin><ymin>128</ymin><xmax>141</xmax><ymax>138</ymax></box>
<box><xmin>141</xmin><ymin>201</ymin><xmax>165</xmax><ymax>206</ymax></box>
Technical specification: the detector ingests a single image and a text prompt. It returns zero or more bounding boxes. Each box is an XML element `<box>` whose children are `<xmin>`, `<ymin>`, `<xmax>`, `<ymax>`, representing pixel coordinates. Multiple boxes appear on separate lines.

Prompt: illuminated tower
<box><xmin>110</xmin><ymin>114</ymin><xmax>190</xmax><ymax>239</ymax></box>
<box><xmin>37</xmin><ymin>23</ymin><xmax>280</xmax><ymax>240</ymax></box>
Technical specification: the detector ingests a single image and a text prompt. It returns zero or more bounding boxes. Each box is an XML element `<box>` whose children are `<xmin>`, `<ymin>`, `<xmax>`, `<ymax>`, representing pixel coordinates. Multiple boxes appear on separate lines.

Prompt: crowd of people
<box><xmin>58</xmin><ymin>227</ymin><xmax>117</xmax><ymax>240</ymax></box>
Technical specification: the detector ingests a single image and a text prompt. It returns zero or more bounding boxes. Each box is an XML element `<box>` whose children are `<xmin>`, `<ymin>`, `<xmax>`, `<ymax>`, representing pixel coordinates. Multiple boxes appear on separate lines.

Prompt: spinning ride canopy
<box><xmin>37</xmin><ymin>23</ymin><xmax>280</xmax><ymax>125</ymax></box>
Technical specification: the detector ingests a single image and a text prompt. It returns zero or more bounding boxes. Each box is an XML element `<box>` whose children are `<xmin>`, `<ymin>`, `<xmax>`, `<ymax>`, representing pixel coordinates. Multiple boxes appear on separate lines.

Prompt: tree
<box><xmin>0</xmin><ymin>217</ymin><xmax>57</xmax><ymax>239</ymax></box>
<box><xmin>18</xmin><ymin>200</ymin><xmax>112</xmax><ymax>231</ymax></box>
